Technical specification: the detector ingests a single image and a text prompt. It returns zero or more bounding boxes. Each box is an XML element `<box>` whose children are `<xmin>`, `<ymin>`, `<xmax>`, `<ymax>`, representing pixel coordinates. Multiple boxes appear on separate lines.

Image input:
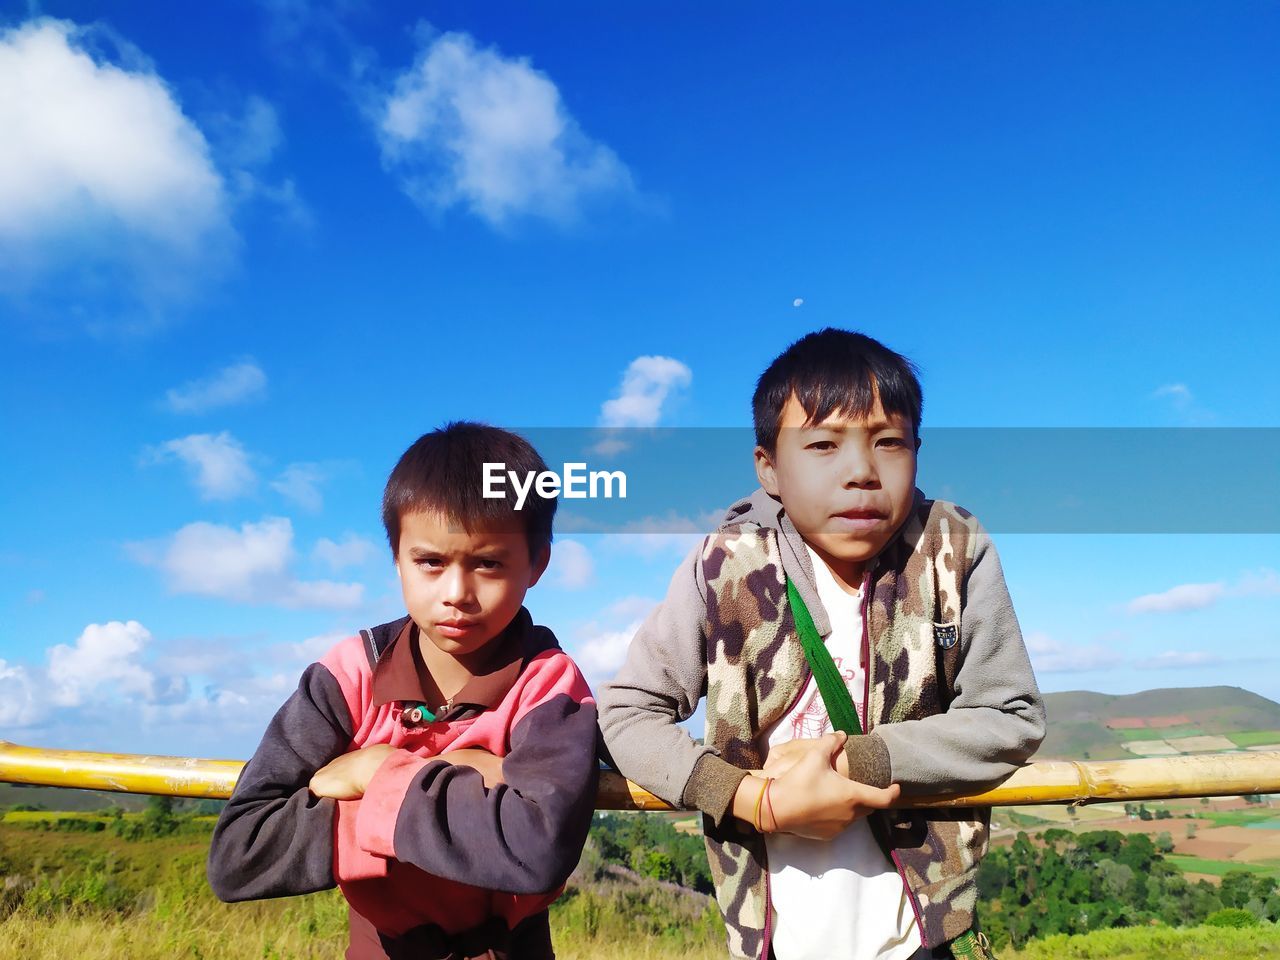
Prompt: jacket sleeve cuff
<box><xmin>334</xmin><ymin>799</ymin><xmax>390</xmax><ymax>882</ymax></box>
<box><xmin>844</xmin><ymin>732</ymin><xmax>893</xmax><ymax>788</ymax></box>
<box><xmin>681</xmin><ymin>753</ymin><xmax>748</xmax><ymax>828</ymax></box>
<box><xmin>354</xmin><ymin>749</ymin><xmax>433</xmax><ymax>859</ymax></box>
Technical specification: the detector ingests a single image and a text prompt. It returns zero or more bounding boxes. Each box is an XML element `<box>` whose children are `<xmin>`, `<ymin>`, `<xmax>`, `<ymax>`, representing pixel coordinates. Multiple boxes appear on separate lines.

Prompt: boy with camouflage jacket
<box><xmin>599</xmin><ymin>329</ymin><xmax>1045</xmax><ymax>960</ymax></box>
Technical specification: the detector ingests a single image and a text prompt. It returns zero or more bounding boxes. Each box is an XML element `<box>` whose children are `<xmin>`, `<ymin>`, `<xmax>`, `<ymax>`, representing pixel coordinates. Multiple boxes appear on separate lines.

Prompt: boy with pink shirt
<box><xmin>208</xmin><ymin>422</ymin><xmax>598</xmax><ymax>960</ymax></box>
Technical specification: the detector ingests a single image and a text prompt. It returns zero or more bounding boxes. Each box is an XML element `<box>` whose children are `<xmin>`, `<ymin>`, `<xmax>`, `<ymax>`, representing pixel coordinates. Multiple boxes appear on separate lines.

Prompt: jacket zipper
<box><xmin>761</xmin><ymin>640</ymin><xmax>812</xmax><ymax>960</ymax></box>
<box><xmin>861</xmin><ymin>568</ymin><xmax>931</xmax><ymax>947</ymax></box>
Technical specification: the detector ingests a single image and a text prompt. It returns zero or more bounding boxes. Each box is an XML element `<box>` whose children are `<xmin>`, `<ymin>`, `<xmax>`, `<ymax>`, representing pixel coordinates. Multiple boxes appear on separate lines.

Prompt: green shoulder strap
<box><xmin>785</xmin><ymin>577</ymin><xmax>862</xmax><ymax>736</ymax></box>
<box><xmin>784</xmin><ymin>577</ymin><xmax>998</xmax><ymax>960</ymax></box>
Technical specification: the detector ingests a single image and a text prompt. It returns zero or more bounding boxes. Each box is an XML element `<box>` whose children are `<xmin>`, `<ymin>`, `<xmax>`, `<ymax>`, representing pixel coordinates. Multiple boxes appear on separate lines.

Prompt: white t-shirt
<box><xmin>762</xmin><ymin>545</ymin><xmax>922</xmax><ymax>960</ymax></box>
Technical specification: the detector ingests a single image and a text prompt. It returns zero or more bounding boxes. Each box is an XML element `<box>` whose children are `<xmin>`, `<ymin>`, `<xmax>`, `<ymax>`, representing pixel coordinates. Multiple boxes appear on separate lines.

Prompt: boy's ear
<box><xmin>754</xmin><ymin>446</ymin><xmax>780</xmax><ymax>497</ymax></box>
<box><xmin>527</xmin><ymin>544</ymin><xmax>552</xmax><ymax>588</ymax></box>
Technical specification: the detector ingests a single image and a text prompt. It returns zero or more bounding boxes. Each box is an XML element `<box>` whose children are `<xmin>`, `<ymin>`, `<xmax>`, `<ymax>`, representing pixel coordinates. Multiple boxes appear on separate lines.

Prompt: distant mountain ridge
<box><xmin>1040</xmin><ymin>685</ymin><xmax>1280</xmax><ymax>760</ymax></box>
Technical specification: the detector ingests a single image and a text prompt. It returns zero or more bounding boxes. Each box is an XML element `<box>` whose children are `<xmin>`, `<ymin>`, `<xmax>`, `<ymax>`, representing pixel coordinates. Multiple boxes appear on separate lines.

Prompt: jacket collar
<box><xmin>717</xmin><ymin>486</ymin><xmax>928</xmax><ymax>639</ymax></box>
<box><xmin>370</xmin><ymin>609</ymin><xmax>531</xmax><ymax>711</ymax></box>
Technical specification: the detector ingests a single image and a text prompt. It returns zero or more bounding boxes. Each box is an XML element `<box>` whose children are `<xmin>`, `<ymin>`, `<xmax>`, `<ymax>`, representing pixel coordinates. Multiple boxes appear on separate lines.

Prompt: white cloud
<box><xmin>377</xmin><ymin>26</ymin><xmax>633</xmax><ymax>227</ymax></box>
<box><xmin>547</xmin><ymin>539</ymin><xmax>594</xmax><ymax>590</ymax></box>
<box><xmin>0</xmin><ymin>658</ymin><xmax>39</xmax><ymax>726</ymax></box>
<box><xmin>599</xmin><ymin>355</ymin><xmax>692</xmax><ymax>428</ymax></box>
<box><xmin>793</xmin><ymin>298</ymin><xmax>804</xmax><ymax>307</ymax></box>
<box><xmin>575</xmin><ymin>619</ymin><xmax>643</xmax><ymax>681</ymax></box>
<box><xmin>0</xmin><ymin>18</ymin><xmax>232</xmax><ymax>314</ymax></box>
<box><xmin>313</xmin><ymin>534</ymin><xmax>378</xmax><ymax>571</ymax></box>
<box><xmin>129</xmin><ymin>517</ymin><xmax>364</xmax><ymax>609</ymax></box>
<box><xmin>567</xmin><ymin>595</ymin><xmax>658</xmax><ymax>684</ymax></box>
<box><xmin>271</xmin><ymin>630</ymin><xmax>351</xmax><ymax>668</ymax></box>
<box><xmin>1126</xmin><ymin>581</ymin><xmax>1226</xmax><ymax>615</ymax></box>
<box><xmin>272</xmin><ymin>462</ymin><xmax>325</xmax><ymax>511</ymax></box>
<box><xmin>46</xmin><ymin>620</ymin><xmax>158</xmax><ymax>707</ymax></box>
<box><xmin>147</xmin><ymin>431</ymin><xmax>256</xmax><ymax>500</ymax></box>
<box><xmin>1024</xmin><ymin>631</ymin><xmax>1123</xmax><ymax>674</ymax></box>
<box><xmin>1125</xmin><ymin>569</ymin><xmax>1280</xmax><ymax>616</ymax></box>
<box><xmin>165</xmin><ymin>360</ymin><xmax>267</xmax><ymax>413</ymax></box>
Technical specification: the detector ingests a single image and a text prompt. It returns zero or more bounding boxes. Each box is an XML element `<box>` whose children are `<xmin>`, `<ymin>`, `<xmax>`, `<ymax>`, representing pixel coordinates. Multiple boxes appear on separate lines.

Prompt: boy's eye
<box><xmin>477</xmin><ymin>559</ymin><xmax>502</xmax><ymax>570</ymax></box>
<box><xmin>416</xmin><ymin>558</ymin><xmax>443</xmax><ymax>569</ymax></box>
<box><xmin>805</xmin><ymin>440</ymin><xmax>836</xmax><ymax>451</ymax></box>
<box><xmin>876</xmin><ymin>437</ymin><xmax>906</xmax><ymax>448</ymax></box>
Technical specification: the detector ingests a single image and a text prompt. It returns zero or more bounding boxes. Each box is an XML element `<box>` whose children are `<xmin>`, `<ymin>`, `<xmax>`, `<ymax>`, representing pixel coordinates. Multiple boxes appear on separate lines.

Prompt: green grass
<box><xmin>1008</xmin><ymin>924</ymin><xmax>1280</xmax><ymax>959</ymax></box>
<box><xmin>2</xmin><ymin>811</ymin><xmax>113</xmax><ymax>824</ymax></box>
<box><xmin>1164</xmin><ymin>855</ymin><xmax>1280</xmax><ymax>878</ymax></box>
<box><xmin>1227</xmin><ymin>730</ymin><xmax>1280</xmax><ymax>748</ymax></box>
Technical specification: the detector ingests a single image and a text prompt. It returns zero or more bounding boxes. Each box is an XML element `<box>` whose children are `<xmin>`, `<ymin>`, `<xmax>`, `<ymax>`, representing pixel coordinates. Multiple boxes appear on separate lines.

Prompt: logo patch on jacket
<box><xmin>934</xmin><ymin>623</ymin><xmax>958</xmax><ymax>649</ymax></box>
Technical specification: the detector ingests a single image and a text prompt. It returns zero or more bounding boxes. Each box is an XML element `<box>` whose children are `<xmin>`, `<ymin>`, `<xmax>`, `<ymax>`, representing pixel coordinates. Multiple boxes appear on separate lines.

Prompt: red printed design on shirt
<box><xmin>789</xmin><ymin>657</ymin><xmax>859</xmax><ymax>740</ymax></box>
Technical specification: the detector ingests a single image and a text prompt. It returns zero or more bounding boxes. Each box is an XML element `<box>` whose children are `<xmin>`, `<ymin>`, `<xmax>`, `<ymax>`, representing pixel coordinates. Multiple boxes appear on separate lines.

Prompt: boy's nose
<box><xmin>842</xmin><ymin>450</ymin><xmax>878</xmax><ymax>487</ymax></box>
<box><xmin>440</xmin><ymin>568</ymin><xmax>474</xmax><ymax>604</ymax></box>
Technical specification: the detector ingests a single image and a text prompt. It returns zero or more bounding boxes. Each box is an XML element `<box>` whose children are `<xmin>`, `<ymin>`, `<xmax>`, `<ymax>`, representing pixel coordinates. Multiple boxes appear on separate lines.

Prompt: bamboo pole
<box><xmin>2</xmin><ymin>740</ymin><xmax>1279</xmax><ymax>810</ymax></box>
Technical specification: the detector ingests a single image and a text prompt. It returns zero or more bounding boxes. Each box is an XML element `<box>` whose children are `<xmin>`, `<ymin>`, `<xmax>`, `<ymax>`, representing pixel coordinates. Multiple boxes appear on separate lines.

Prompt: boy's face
<box><xmin>394</xmin><ymin>510</ymin><xmax>550</xmax><ymax>661</ymax></box>
<box><xmin>755</xmin><ymin>391</ymin><xmax>919</xmax><ymax>588</ymax></box>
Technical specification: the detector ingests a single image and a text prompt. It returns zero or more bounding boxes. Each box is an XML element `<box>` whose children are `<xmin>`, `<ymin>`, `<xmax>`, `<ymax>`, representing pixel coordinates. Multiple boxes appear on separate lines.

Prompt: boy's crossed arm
<box><xmin>311</xmin><ymin>744</ymin><xmax>505</xmax><ymax>798</ymax></box>
<box><xmin>741</xmin><ymin>731</ymin><xmax>899</xmax><ymax>840</ymax></box>
<box><xmin>209</xmin><ymin>651</ymin><xmax>597</xmax><ymax>902</ymax></box>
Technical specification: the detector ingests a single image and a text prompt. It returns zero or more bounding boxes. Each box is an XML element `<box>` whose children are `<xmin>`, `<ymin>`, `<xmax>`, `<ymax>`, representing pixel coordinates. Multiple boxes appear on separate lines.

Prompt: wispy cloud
<box><xmin>0</xmin><ymin>18</ymin><xmax>234</xmax><ymax>325</ymax></box>
<box><xmin>599</xmin><ymin>356</ymin><xmax>692</xmax><ymax>428</ymax></box>
<box><xmin>1125</xmin><ymin>569</ymin><xmax>1280</xmax><ymax>615</ymax></box>
<box><xmin>212</xmin><ymin>95</ymin><xmax>313</xmax><ymax>229</ymax></box>
<box><xmin>547</xmin><ymin>539</ymin><xmax>594</xmax><ymax>590</ymax></box>
<box><xmin>145</xmin><ymin>431</ymin><xmax>257</xmax><ymax>500</ymax></box>
<box><xmin>376</xmin><ymin>25</ymin><xmax>634</xmax><ymax>227</ymax></box>
<box><xmin>1024</xmin><ymin>631</ymin><xmax>1124</xmax><ymax>674</ymax></box>
<box><xmin>128</xmin><ymin>517</ymin><xmax>364</xmax><ymax>609</ymax></box>
<box><xmin>272</xmin><ymin>462</ymin><xmax>326</xmax><ymax>511</ymax></box>
<box><xmin>1126</xmin><ymin>582</ymin><xmax>1226</xmax><ymax>615</ymax></box>
<box><xmin>312</xmin><ymin>533</ymin><xmax>378</xmax><ymax>571</ymax></box>
<box><xmin>1150</xmin><ymin>382</ymin><xmax>1214</xmax><ymax>425</ymax></box>
<box><xmin>165</xmin><ymin>360</ymin><xmax>267</xmax><ymax>413</ymax></box>
<box><xmin>567</xmin><ymin>595</ymin><xmax>657</xmax><ymax>685</ymax></box>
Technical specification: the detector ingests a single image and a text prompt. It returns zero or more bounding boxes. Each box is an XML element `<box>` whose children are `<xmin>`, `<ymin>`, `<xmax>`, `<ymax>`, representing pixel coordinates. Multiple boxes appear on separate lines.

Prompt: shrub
<box><xmin>1203</xmin><ymin>908</ymin><xmax>1259</xmax><ymax>928</ymax></box>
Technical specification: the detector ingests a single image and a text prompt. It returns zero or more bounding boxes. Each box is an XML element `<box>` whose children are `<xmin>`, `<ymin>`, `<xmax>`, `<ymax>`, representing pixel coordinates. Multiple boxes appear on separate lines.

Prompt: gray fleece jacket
<box><xmin>598</xmin><ymin>487</ymin><xmax>1046</xmax><ymax>822</ymax></box>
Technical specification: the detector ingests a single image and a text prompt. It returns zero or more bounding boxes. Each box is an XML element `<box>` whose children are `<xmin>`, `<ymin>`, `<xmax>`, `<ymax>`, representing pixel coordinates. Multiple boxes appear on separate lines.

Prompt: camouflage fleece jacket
<box><xmin>598</xmin><ymin>488</ymin><xmax>1045</xmax><ymax>959</ymax></box>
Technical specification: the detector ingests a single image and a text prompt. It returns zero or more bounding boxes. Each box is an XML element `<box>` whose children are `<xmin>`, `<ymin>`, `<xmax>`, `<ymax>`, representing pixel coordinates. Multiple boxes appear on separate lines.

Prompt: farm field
<box><xmin>1228</xmin><ymin>731</ymin><xmax>1280</xmax><ymax>749</ymax></box>
<box><xmin>993</xmin><ymin>796</ymin><xmax>1280</xmax><ymax>885</ymax></box>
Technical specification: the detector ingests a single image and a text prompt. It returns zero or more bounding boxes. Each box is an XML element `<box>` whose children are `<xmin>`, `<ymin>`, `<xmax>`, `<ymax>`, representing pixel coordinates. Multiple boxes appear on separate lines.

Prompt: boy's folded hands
<box><xmin>309</xmin><ymin>744</ymin><xmax>507</xmax><ymax>800</ymax></box>
<box><xmin>737</xmin><ymin>731</ymin><xmax>900</xmax><ymax>841</ymax></box>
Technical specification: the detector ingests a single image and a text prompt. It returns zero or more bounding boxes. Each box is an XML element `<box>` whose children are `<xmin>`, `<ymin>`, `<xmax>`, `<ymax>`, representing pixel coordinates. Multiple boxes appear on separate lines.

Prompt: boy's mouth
<box><xmin>830</xmin><ymin>508</ymin><xmax>886</xmax><ymax>531</ymax></box>
<box><xmin>436</xmin><ymin>619</ymin><xmax>482</xmax><ymax>639</ymax></box>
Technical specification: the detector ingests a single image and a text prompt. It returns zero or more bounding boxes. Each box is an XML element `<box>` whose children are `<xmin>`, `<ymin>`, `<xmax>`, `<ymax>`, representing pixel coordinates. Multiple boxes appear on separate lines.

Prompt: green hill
<box><xmin>1040</xmin><ymin>686</ymin><xmax>1280</xmax><ymax>760</ymax></box>
<box><xmin>0</xmin><ymin>782</ymin><xmax>211</xmax><ymax>814</ymax></box>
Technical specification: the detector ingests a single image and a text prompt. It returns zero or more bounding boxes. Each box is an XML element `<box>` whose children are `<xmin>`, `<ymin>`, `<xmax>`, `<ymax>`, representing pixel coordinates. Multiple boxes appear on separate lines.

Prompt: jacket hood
<box><xmin>718</xmin><ymin>487</ymin><xmax>785</xmax><ymax>533</ymax></box>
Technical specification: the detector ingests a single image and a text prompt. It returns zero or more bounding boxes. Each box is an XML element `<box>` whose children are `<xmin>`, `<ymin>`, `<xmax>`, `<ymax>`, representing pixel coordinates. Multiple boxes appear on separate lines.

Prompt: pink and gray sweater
<box><xmin>207</xmin><ymin>610</ymin><xmax>598</xmax><ymax>960</ymax></box>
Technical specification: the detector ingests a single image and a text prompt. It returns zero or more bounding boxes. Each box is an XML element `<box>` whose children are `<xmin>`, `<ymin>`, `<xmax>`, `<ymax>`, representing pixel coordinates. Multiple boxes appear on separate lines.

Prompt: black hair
<box><xmin>381</xmin><ymin>421</ymin><xmax>555</xmax><ymax>559</ymax></box>
<box><xmin>752</xmin><ymin>328</ymin><xmax>923</xmax><ymax>452</ymax></box>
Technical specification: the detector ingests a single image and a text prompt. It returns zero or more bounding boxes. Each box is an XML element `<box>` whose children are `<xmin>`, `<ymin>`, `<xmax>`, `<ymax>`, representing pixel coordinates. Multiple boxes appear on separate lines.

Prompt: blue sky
<box><xmin>1</xmin><ymin>2</ymin><xmax>1277</xmax><ymax>757</ymax></box>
